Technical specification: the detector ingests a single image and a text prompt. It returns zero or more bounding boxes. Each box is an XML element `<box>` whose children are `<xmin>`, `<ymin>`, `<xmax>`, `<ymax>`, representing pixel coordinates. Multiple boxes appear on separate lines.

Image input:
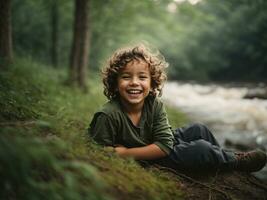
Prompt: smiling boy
<box><xmin>89</xmin><ymin>44</ymin><xmax>267</xmax><ymax>172</ymax></box>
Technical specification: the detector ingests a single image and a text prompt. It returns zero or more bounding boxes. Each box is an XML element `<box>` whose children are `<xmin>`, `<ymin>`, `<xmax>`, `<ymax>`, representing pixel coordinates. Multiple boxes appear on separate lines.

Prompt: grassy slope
<box><xmin>0</xmin><ymin>59</ymin><xmax>187</xmax><ymax>200</ymax></box>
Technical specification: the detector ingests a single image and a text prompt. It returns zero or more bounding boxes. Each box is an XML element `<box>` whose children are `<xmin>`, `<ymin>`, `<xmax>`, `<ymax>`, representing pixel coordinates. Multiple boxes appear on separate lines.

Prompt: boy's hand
<box><xmin>114</xmin><ymin>146</ymin><xmax>128</xmax><ymax>156</ymax></box>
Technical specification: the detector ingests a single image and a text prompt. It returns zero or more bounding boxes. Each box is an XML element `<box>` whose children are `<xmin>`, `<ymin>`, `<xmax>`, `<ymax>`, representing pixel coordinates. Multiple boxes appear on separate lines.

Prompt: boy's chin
<box><xmin>123</xmin><ymin>98</ymin><xmax>145</xmax><ymax>105</ymax></box>
<box><xmin>128</xmin><ymin>99</ymin><xmax>143</xmax><ymax>104</ymax></box>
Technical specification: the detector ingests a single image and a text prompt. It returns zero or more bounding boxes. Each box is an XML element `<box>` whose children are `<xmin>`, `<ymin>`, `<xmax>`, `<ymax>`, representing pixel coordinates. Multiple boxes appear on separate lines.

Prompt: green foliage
<box><xmin>12</xmin><ymin>0</ymin><xmax>73</xmax><ymax>66</ymax></box>
<box><xmin>0</xmin><ymin>131</ymin><xmax>108</xmax><ymax>200</ymax></box>
<box><xmin>11</xmin><ymin>0</ymin><xmax>267</xmax><ymax>82</ymax></box>
<box><xmin>0</xmin><ymin>59</ymin><xmax>111</xmax><ymax>199</ymax></box>
<box><xmin>0</xmin><ymin>59</ymin><xmax>185</xmax><ymax>199</ymax></box>
<box><xmin>166</xmin><ymin>106</ymin><xmax>188</xmax><ymax>128</ymax></box>
<box><xmin>166</xmin><ymin>0</ymin><xmax>267</xmax><ymax>82</ymax></box>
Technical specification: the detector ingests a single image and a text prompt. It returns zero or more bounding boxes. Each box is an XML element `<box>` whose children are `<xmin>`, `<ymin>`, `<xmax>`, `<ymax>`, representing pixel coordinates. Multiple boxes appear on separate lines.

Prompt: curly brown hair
<box><xmin>102</xmin><ymin>44</ymin><xmax>168</xmax><ymax>100</ymax></box>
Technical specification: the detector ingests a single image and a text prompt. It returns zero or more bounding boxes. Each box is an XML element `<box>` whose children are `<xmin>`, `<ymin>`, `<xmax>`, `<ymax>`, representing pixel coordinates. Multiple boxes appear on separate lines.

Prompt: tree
<box><xmin>50</xmin><ymin>0</ymin><xmax>59</xmax><ymax>68</ymax></box>
<box><xmin>0</xmin><ymin>0</ymin><xmax>13</xmax><ymax>68</ymax></box>
<box><xmin>69</xmin><ymin>0</ymin><xmax>90</xmax><ymax>90</ymax></box>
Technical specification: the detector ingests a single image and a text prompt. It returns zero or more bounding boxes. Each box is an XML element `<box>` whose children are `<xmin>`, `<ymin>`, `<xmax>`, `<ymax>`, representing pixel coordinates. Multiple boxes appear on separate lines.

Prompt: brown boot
<box><xmin>234</xmin><ymin>150</ymin><xmax>267</xmax><ymax>172</ymax></box>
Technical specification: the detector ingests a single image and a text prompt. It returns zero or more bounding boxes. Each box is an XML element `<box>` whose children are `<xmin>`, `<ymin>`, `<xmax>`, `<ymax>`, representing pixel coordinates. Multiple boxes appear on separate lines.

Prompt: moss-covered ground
<box><xmin>0</xmin><ymin>58</ymin><xmax>187</xmax><ymax>200</ymax></box>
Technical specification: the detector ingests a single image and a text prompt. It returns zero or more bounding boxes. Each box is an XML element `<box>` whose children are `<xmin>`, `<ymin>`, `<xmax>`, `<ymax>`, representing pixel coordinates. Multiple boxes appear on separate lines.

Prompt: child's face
<box><xmin>117</xmin><ymin>59</ymin><xmax>151</xmax><ymax>110</ymax></box>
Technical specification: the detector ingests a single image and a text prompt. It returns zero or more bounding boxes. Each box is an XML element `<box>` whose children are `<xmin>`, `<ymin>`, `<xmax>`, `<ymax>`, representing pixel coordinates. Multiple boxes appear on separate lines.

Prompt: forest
<box><xmin>1</xmin><ymin>0</ymin><xmax>267</xmax><ymax>199</ymax></box>
<box><xmin>2</xmin><ymin>0</ymin><xmax>267</xmax><ymax>84</ymax></box>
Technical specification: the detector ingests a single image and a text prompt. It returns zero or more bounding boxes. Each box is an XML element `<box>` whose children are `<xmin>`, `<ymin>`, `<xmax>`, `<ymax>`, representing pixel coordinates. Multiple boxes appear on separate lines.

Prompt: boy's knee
<box><xmin>191</xmin><ymin>123</ymin><xmax>207</xmax><ymax>131</ymax></box>
<box><xmin>194</xmin><ymin>139</ymin><xmax>212</xmax><ymax>153</ymax></box>
<box><xmin>181</xmin><ymin>140</ymin><xmax>215</xmax><ymax>168</ymax></box>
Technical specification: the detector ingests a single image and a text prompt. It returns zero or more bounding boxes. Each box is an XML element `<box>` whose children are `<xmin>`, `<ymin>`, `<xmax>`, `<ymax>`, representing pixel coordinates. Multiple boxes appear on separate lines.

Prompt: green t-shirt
<box><xmin>88</xmin><ymin>95</ymin><xmax>174</xmax><ymax>155</ymax></box>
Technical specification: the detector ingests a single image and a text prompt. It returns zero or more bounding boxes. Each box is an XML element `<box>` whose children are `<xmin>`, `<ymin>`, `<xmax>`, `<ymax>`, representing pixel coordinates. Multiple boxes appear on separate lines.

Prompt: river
<box><xmin>162</xmin><ymin>82</ymin><xmax>267</xmax><ymax>180</ymax></box>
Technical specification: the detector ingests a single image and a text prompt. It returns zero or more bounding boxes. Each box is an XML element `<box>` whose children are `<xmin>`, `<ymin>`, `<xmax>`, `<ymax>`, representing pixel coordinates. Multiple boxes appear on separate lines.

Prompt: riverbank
<box><xmin>1</xmin><ymin>59</ymin><xmax>266</xmax><ymax>199</ymax></box>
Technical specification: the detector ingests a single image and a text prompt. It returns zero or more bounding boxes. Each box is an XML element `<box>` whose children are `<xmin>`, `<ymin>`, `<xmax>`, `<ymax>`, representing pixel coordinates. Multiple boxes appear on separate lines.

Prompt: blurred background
<box><xmin>7</xmin><ymin>0</ymin><xmax>267</xmax><ymax>82</ymax></box>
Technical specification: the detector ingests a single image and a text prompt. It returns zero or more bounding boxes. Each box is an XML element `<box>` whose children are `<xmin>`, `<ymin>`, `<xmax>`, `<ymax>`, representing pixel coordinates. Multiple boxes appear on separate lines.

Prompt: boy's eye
<box><xmin>121</xmin><ymin>75</ymin><xmax>130</xmax><ymax>79</ymax></box>
<box><xmin>139</xmin><ymin>76</ymin><xmax>148</xmax><ymax>80</ymax></box>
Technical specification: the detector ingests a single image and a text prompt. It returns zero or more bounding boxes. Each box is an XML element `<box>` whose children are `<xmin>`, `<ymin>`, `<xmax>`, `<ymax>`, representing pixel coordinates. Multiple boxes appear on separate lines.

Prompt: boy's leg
<box><xmin>173</xmin><ymin>123</ymin><xmax>220</xmax><ymax>146</ymax></box>
<box><xmin>169</xmin><ymin>139</ymin><xmax>236</xmax><ymax>170</ymax></box>
<box><xmin>156</xmin><ymin>123</ymin><xmax>266</xmax><ymax>172</ymax></box>
<box><xmin>171</xmin><ymin>123</ymin><xmax>236</xmax><ymax>170</ymax></box>
<box><xmin>169</xmin><ymin>140</ymin><xmax>267</xmax><ymax>172</ymax></box>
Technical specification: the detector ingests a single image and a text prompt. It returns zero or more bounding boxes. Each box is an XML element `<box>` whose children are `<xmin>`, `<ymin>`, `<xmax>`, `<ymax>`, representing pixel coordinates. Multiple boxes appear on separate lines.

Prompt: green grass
<box><xmin>166</xmin><ymin>106</ymin><xmax>188</xmax><ymax>129</ymax></box>
<box><xmin>0</xmin><ymin>58</ymin><xmax>187</xmax><ymax>200</ymax></box>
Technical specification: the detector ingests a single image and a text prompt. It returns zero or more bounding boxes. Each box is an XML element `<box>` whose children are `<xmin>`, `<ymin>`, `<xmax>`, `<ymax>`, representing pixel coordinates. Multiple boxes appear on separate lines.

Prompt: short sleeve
<box><xmin>88</xmin><ymin>112</ymin><xmax>117</xmax><ymax>146</ymax></box>
<box><xmin>152</xmin><ymin>99</ymin><xmax>174</xmax><ymax>155</ymax></box>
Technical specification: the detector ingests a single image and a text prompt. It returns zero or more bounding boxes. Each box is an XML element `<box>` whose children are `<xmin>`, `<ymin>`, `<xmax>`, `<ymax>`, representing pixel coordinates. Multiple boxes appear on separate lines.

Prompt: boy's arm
<box><xmin>114</xmin><ymin>144</ymin><xmax>167</xmax><ymax>160</ymax></box>
<box><xmin>89</xmin><ymin>113</ymin><xmax>116</xmax><ymax>146</ymax></box>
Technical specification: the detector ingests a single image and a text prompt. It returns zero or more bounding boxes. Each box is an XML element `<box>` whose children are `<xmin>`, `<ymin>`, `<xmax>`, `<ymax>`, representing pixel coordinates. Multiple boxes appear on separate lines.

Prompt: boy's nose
<box><xmin>130</xmin><ymin>77</ymin><xmax>139</xmax><ymax>85</ymax></box>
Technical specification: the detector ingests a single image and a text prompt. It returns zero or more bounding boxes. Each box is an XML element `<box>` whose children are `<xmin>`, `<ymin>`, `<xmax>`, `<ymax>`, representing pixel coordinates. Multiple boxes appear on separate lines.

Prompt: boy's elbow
<box><xmin>154</xmin><ymin>142</ymin><xmax>172</xmax><ymax>156</ymax></box>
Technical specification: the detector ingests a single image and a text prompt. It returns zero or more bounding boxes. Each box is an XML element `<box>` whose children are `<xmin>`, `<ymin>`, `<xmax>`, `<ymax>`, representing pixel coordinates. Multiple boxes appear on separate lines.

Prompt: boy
<box><xmin>89</xmin><ymin>44</ymin><xmax>266</xmax><ymax>172</ymax></box>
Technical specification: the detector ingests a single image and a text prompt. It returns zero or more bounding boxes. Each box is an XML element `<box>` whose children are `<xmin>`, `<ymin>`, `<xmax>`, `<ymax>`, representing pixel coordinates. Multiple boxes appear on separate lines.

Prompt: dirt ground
<box><xmin>171</xmin><ymin>170</ymin><xmax>267</xmax><ymax>200</ymax></box>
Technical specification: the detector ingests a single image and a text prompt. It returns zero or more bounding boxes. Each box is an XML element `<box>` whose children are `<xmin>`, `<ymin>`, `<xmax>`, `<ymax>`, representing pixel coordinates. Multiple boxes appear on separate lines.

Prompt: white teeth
<box><xmin>127</xmin><ymin>90</ymin><xmax>142</xmax><ymax>94</ymax></box>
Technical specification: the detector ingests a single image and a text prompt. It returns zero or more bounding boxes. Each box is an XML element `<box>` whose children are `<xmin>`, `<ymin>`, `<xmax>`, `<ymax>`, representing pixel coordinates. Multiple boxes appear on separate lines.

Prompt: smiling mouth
<box><xmin>126</xmin><ymin>89</ymin><xmax>142</xmax><ymax>94</ymax></box>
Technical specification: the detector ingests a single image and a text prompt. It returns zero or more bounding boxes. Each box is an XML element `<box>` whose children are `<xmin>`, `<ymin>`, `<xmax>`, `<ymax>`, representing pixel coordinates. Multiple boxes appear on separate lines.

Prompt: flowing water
<box><xmin>162</xmin><ymin>82</ymin><xmax>267</xmax><ymax>180</ymax></box>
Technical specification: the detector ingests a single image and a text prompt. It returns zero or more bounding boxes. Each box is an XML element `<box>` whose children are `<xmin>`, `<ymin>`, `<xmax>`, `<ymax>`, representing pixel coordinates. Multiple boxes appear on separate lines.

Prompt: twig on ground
<box><xmin>153</xmin><ymin>164</ymin><xmax>234</xmax><ymax>200</ymax></box>
<box><xmin>246</xmin><ymin>176</ymin><xmax>267</xmax><ymax>192</ymax></box>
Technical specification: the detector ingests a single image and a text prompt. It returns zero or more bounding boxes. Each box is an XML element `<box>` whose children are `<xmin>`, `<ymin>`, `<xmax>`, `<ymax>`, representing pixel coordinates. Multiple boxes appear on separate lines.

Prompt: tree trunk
<box><xmin>51</xmin><ymin>0</ymin><xmax>59</xmax><ymax>68</ymax></box>
<box><xmin>0</xmin><ymin>0</ymin><xmax>13</xmax><ymax>68</ymax></box>
<box><xmin>69</xmin><ymin>0</ymin><xmax>90</xmax><ymax>91</ymax></box>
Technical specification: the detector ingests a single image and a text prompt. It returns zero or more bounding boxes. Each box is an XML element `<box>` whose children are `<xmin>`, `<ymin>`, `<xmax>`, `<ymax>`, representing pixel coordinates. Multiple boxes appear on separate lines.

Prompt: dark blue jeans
<box><xmin>153</xmin><ymin>123</ymin><xmax>236</xmax><ymax>171</ymax></box>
